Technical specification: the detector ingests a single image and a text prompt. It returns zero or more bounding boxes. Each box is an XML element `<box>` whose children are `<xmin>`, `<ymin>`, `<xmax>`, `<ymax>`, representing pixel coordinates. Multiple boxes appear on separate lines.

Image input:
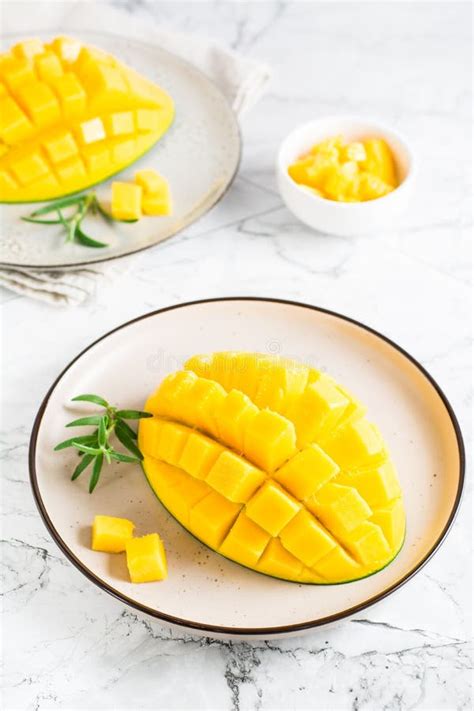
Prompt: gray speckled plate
<box><xmin>29</xmin><ymin>298</ymin><xmax>464</xmax><ymax>640</ymax></box>
<box><xmin>0</xmin><ymin>31</ymin><xmax>240</xmax><ymax>269</ymax></box>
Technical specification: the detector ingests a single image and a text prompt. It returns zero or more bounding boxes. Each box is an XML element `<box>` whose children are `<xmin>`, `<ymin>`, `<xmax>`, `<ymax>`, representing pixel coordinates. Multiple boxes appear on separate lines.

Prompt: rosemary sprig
<box><xmin>54</xmin><ymin>394</ymin><xmax>152</xmax><ymax>493</ymax></box>
<box><xmin>22</xmin><ymin>191</ymin><xmax>133</xmax><ymax>249</ymax></box>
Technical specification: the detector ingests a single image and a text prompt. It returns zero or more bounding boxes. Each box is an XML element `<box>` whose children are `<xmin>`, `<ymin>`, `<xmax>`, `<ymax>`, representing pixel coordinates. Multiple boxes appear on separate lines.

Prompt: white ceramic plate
<box><xmin>0</xmin><ymin>31</ymin><xmax>240</xmax><ymax>269</ymax></box>
<box><xmin>29</xmin><ymin>298</ymin><xmax>464</xmax><ymax>639</ymax></box>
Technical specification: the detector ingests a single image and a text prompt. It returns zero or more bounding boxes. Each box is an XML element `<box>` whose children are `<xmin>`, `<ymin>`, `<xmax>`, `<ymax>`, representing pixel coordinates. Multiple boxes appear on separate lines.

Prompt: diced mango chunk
<box><xmin>349</xmin><ymin>460</ymin><xmax>401</xmax><ymax>507</ymax></box>
<box><xmin>154</xmin><ymin>421</ymin><xmax>189</xmax><ymax>466</ymax></box>
<box><xmin>92</xmin><ymin>514</ymin><xmax>134</xmax><ymax>553</ymax></box>
<box><xmin>280</xmin><ymin>510</ymin><xmax>336</xmax><ymax>566</ymax></box>
<box><xmin>370</xmin><ymin>498</ymin><xmax>405</xmax><ymax>548</ymax></box>
<box><xmin>179</xmin><ymin>432</ymin><xmax>224</xmax><ymax>480</ymax></box>
<box><xmin>135</xmin><ymin>168</ymin><xmax>172</xmax><ymax>216</ymax></box>
<box><xmin>111</xmin><ymin>181</ymin><xmax>143</xmax><ymax>221</ymax></box>
<box><xmin>257</xmin><ymin>538</ymin><xmax>303</xmax><ymax>580</ymax></box>
<box><xmin>325</xmin><ymin>418</ymin><xmax>386</xmax><ymax>470</ymax></box>
<box><xmin>217</xmin><ymin>389</ymin><xmax>258</xmax><ymax>452</ymax></box>
<box><xmin>288</xmin><ymin>375</ymin><xmax>350</xmax><ymax>447</ymax></box>
<box><xmin>16</xmin><ymin>81</ymin><xmax>60</xmax><ymax>127</ymax></box>
<box><xmin>313</xmin><ymin>546</ymin><xmax>362</xmax><ymax>581</ymax></box>
<box><xmin>0</xmin><ymin>96</ymin><xmax>32</xmax><ymax>144</ymax></box>
<box><xmin>13</xmin><ymin>39</ymin><xmax>45</xmax><ymax>60</ymax></box>
<box><xmin>43</xmin><ymin>130</ymin><xmax>78</xmax><ymax>163</ymax></box>
<box><xmin>362</xmin><ymin>138</ymin><xmax>397</xmax><ymax>187</ymax></box>
<box><xmin>206</xmin><ymin>451</ymin><xmax>266</xmax><ymax>503</ymax></box>
<box><xmin>55</xmin><ymin>156</ymin><xmax>87</xmax><ymax>183</ymax></box>
<box><xmin>35</xmin><ymin>52</ymin><xmax>64</xmax><ymax>82</ymax></box>
<box><xmin>77</xmin><ymin>117</ymin><xmax>106</xmax><ymax>145</ymax></box>
<box><xmin>246</xmin><ymin>481</ymin><xmax>300</xmax><ymax>536</ymax></box>
<box><xmin>189</xmin><ymin>491</ymin><xmax>241</xmax><ymax>549</ymax></box>
<box><xmin>51</xmin><ymin>73</ymin><xmax>87</xmax><ymax>118</ymax></box>
<box><xmin>244</xmin><ymin>409</ymin><xmax>296</xmax><ymax>471</ymax></box>
<box><xmin>106</xmin><ymin>111</ymin><xmax>135</xmax><ymax>137</ymax></box>
<box><xmin>220</xmin><ymin>512</ymin><xmax>270</xmax><ymax>568</ymax></box>
<box><xmin>126</xmin><ymin>533</ymin><xmax>167</xmax><ymax>583</ymax></box>
<box><xmin>50</xmin><ymin>36</ymin><xmax>82</xmax><ymax>63</ymax></box>
<box><xmin>308</xmin><ymin>483</ymin><xmax>372</xmax><ymax>536</ymax></box>
<box><xmin>11</xmin><ymin>150</ymin><xmax>49</xmax><ymax>185</ymax></box>
<box><xmin>273</xmin><ymin>443</ymin><xmax>339</xmax><ymax>500</ymax></box>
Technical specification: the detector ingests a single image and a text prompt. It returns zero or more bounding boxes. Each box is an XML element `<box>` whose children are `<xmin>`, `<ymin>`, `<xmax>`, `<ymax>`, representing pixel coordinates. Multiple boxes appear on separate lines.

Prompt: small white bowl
<box><xmin>277</xmin><ymin>116</ymin><xmax>416</xmax><ymax>237</ymax></box>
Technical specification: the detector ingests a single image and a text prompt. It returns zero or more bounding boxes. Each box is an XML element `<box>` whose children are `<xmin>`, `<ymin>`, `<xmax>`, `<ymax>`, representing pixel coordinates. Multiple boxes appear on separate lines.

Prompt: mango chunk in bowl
<box><xmin>277</xmin><ymin>116</ymin><xmax>415</xmax><ymax>236</ymax></box>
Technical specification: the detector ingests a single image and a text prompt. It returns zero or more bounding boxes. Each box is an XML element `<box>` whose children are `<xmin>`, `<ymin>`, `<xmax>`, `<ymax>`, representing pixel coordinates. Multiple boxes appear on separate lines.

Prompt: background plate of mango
<box><xmin>30</xmin><ymin>298</ymin><xmax>463</xmax><ymax>638</ymax></box>
<box><xmin>0</xmin><ymin>32</ymin><xmax>240</xmax><ymax>268</ymax></box>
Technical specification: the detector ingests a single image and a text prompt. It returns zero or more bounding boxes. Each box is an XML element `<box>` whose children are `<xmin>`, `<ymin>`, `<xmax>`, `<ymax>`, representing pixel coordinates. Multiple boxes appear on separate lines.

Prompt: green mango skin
<box><xmin>141</xmin><ymin>463</ymin><xmax>405</xmax><ymax>586</ymax></box>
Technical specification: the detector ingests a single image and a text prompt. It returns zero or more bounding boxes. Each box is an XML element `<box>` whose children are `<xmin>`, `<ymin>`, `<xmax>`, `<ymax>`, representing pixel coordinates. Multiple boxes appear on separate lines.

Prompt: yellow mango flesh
<box><xmin>140</xmin><ymin>353</ymin><xmax>405</xmax><ymax>584</ymax></box>
<box><xmin>0</xmin><ymin>37</ymin><xmax>174</xmax><ymax>202</ymax></box>
<box><xmin>91</xmin><ymin>514</ymin><xmax>134</xmax><ymax>553</ymax></box>
<box><xmin>125</xmin><ymin>533</ymin><xmax>168</xmax><ymax>583</ymax></box>
<box><xmin>287</xmin><ymin>135</ymin><xmax>398</xmax><ymax>203</ymax></box>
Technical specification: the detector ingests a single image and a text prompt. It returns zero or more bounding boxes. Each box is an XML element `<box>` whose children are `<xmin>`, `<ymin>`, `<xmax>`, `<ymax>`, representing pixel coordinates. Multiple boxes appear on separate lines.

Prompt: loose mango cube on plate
<box><xmin>111</xmin><ymin>181</ymin><xmax>143</xmax><ymax>221</ymax></box>
<box><xmin>135</xmin><ymin>168</ymin><xmax>173</xmax><ymax>216</ymax></box>
<box><xmin>140</xmin><ymin>352</ymin><xmax>405</xmax><ymax>583</ymax></box>
<box><xmin>92</xmin><ymin>515</ymin><xmax>135</xmax><ymax>553</ymax></box>
<box><xmin>126</xmin><ymin>533</ymin><xmax>168</xmax><ymax>583</ymax></box>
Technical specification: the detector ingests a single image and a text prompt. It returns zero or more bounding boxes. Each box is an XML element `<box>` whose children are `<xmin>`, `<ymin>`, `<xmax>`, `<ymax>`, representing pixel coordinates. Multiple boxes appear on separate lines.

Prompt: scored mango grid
<box><xmin>148</xmin><ymin>368</ymin><xmax>396</xmax><ymax>533</ymax></box>
<box><xmin>0</xmin><ymin>43</ymin><xmax>165</xmax><ymax>189</ymax></box>
<box><xmin>142</xmin><ymin>411</ymin><xmax>393</xmax><ymax>578</ymax></box>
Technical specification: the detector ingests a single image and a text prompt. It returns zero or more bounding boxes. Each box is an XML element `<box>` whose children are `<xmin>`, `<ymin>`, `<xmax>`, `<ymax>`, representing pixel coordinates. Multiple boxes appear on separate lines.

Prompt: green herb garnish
<box><xmin>54</xmin><ymin>394</ymin><xmax>152</xmax><ymax>492</ymax></box>
<box><xmin>22</xmin><ymin>191</ymin><xmax>133</xmax><ymax>249</ymax></box>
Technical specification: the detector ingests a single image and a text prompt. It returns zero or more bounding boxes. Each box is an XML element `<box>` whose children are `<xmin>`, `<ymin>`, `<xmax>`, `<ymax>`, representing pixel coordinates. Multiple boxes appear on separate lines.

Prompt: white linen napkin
<box><xmin>0</xmin><ymin>4</ymin><xmax>270</xmax><ymax>306</ymax></box>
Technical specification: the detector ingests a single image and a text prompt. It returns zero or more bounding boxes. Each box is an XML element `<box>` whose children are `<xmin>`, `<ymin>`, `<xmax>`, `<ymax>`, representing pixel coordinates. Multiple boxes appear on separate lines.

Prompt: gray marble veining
<box><xmin>1</xmin><ymin>1</ymin><xmax>472</xmax><ymax>709</ymax></box>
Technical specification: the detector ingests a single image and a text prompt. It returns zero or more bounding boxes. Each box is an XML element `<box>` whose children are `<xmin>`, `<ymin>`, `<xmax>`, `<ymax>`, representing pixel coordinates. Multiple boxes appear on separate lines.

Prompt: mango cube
<box><xmin>246</xmin><ymin>481</ymin><xmax>300</xmax><ymax>536</ymax></box>
<box><xmin>51</xmin><ymin>73</ymin><xmax>87</xmax><ymax>118</ymax></box>
<box><xmin>325</xmin><ymin>418</ymin><xmax>386</xmax><ymax>470</ymax></box>
<box><xmin>370</xmin><ymin>498</ymin><xmax>405</xmax><ymax>548</ymax></box>
<box><xmin>206</xmin><ymin>451</ymin><xmax>266</xmax><ymax>503</ymax></box>
<box><xmin>154</xmin><ymin>421</ymin><xmax>189</xmax><ymax>466</ymax></box>
<box><xmin>220</xmin><ymin>513</ymin><xmax>271</xmax><ymax>567</ymax></box>
<box><xmin>43</xmin><ymin>130</ymin><xmax>79</xmax><ymax>164</ymax></box>
<box><xmin>217</xmin><ymin>390</ymin><xmax>259</xmax><ymax>451</ymax></box>
<box><xmin>362</xmin><ymin>138</ymin><xmax>397</xmax><ymax>186</ymax></box>
<box><xmin>309</xmin><ymin>483</ymin><xmax>372</xmax><ymax>535</ymax></box>
<box><xmin>288</xmin><ymin>375</ymin><xmax>350</xmax><ymax>447</ymax></box>
<box><xmin>280</xmin><ymin>510</ymin><xmax>336</xmax><ymax>566</ymax></box>
<box><xmin>125</xmin><ymin>533</ymin><xmax>167</xmax><ymax>583</ymax></box>
<box><xmin>244</xmin><ymin>409</ymin><xmax>296</xmax><ymax>471</ymax></box>
<box><xmin>35</xmin><ymin>52</ymin><xmax>64</xmax><ymax>82</ymax></box>
<box><xmin>16</xmin><ymin>81</ymin><xmax>60</xmax><ymax>127</ymax></box>
<box><xmin>111</xmin><ymin>181</ymin><xmax>143</xmax><ymax>221</ymax></box>
<box><xmin>92</xmin><ymin>515</ymin><xmax>134</xmax><ymax>553</ymax></box>
<box><xmin>13</xmin><ymin>39</ymin><xmax>45</xmax><ymax>60</ymax></box>
<box><xmin>257</xmin><ymin>538</ymin><xmax>303</xmax><ymax>580</ymax></box>
<box><xmin>135</xmin><ymin>168</ymin><xmax>172</xmax><ymax>216</ymax></box>
<box><xmin>274</xmin><ymin>443</ymin><xmax>339</xmax><ymax>500</ymax></box>
<box><xmin>179</xmin><ymin>432</ymin><xmax>224</xmax><ymax>480</ymax></box>
<box><xmin>0</xmin><ymin>96</ymin><xmax>32</xmax><ymax>144</ymax></box>
<box><xmin>189</xmin><ymin>491</ymin><xmax>241</xmax><ymax>548</ymax></box>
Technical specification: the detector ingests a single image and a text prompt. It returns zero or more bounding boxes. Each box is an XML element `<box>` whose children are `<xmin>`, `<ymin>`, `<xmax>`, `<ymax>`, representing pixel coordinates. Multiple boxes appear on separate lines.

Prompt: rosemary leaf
<box><xmin>71</xmin><ymin>453</ymin><xmax>95</xmax><ymax>481</ymax></box>
<box><xmin>115</xmin><ymin>409</ymin><xmax>153</xmax><ymax>420</ymax></box>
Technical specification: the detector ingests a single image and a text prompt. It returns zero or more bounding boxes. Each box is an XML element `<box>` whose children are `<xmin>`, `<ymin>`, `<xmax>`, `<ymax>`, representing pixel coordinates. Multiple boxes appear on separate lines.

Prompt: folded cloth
<box><xmin>0</xmin><ymin>3</ymin><xmax>270</xmax><ymax>306</ymax></box>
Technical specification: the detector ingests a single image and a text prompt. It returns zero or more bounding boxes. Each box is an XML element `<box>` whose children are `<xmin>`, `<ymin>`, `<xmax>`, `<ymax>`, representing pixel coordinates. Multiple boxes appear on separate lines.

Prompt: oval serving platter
<box><xmin>29</xmin><ymin>298</ymin><xmax>464</xmax><ymax>639</ymax></box>
<box><xmin>0</xmin><ymin>31</ymin><xmax>241</xmax><ymax>269</ymax></box>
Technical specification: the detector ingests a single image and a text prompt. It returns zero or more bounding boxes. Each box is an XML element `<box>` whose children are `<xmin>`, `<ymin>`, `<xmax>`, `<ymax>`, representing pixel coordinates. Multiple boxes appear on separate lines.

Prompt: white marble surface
<box><xmin>1</xmin><ymin>2</ymin><xmax>472</xmax><ymax>709</ymax></box>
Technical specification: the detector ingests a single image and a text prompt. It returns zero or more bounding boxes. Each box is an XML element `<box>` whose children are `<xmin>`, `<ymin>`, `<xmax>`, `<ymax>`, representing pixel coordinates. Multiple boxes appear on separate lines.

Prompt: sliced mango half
<box><xmin>139</xmin><ymin>353</ymin><xmax>405</xmax><ymax>584</ymax></box>
<box><xmin>0</xmin><ymin>36</ymin><xmax>174</xmax><ymax>202</ymax></box>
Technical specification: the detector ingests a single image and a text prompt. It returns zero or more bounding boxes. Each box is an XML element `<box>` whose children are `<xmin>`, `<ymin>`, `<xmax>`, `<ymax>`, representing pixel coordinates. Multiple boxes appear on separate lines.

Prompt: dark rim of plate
<box><xmin>28</xmin><ymin>297</ymin><xmax>466</xmax><ymax>637</ymax></box>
